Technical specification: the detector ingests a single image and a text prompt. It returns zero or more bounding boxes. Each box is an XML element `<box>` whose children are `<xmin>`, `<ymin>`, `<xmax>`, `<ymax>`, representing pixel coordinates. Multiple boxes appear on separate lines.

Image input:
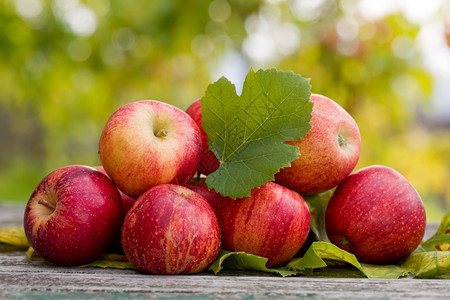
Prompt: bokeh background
<box><xmin>1</xmin><ymin>0</ymin><xmax>449</xmax><ymax>221</ymax></box>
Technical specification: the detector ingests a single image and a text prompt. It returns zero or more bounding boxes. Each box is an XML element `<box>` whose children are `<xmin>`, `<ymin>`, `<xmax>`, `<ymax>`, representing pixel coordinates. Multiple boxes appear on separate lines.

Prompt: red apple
<box><xmin>23</xmin><ymin>165</ymin><xmax>123</xmax><ymax>265</ymax></box>
<box><xmin>98</xmin><ymin>100</ymin><xmax>203</xmax><ymax>199</ymax></box>
<box><xmin>185</xmin><ymin>98</ymin><xmax>220</xmax><ymax>175</ymax></box>
<box><xmin>185</xmin><ymin>177</ymin><xmax>228</xmax><ymax>218</ymax></box>
<box><xmin>218</xmin><ymin>182</ymin><xmax>311</xmax><ymax>268</ymax></box>
<box><xmin>275</xmin><ymin>93</ymin><xmax>361</xmax><ymax>195</ymax></box>
<box><xmin>121</xmin><ymin>184</ymin><xmax>221</xmax><ymax>274</ymax></box>
<box><xmin>325</xmin><ymin>165</ymin><xmax>426</xmax><ymax>264</ymax></box>
<box><xmin>94</xmin><ymin>166</ymin><xmax>136</xmax><ymax>214</ymax></box>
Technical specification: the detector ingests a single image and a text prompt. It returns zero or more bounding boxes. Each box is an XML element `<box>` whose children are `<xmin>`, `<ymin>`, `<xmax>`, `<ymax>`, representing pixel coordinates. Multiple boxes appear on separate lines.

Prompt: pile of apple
<box><xmin>24</xmin><ymin>94</ymin><xmax>426</xmax><ymax>274</ymax></box>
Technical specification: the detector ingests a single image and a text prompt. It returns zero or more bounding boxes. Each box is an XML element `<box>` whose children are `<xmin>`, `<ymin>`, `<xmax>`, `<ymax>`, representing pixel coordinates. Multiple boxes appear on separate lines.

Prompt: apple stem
<box><xmin>38</xmin><ymin>198</ymin><xmax>56</xmax><ymax>211</ymax></box>
<box><xmin>155</xmin><ymin>128</ymin><xmax>168</xmax><ymax>137</ymax></box>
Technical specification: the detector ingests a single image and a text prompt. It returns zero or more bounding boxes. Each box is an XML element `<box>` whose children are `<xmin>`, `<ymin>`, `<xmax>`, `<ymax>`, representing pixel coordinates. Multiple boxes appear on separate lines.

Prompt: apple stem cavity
<box><xmin>337</xmin><ymin>133</ymin><xmax>347</xmax><ymax>148</ymax></box>
<box><xmin>155</xmin><ymin>128</ymin><xmax>168</xmax><ymax>138</ymax></box>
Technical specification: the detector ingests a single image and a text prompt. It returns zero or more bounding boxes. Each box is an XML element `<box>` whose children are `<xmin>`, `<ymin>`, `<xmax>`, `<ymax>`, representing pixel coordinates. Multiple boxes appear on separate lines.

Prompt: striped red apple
<box><xmin>121</xmin><ymin>184</ymin><xmax>221</xmax><ymax>274</ymax></box>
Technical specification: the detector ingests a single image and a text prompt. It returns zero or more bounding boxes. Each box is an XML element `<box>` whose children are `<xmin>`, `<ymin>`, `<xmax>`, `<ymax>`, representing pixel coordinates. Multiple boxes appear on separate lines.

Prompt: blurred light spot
<box><xmin>336</xmin><ymin>17</ymin><xmax>360</xmax><ymax>42</ymax></box>
<box><xmin>397</xmin><ymin>0</ymin><xmax>445</xmax><ymax>25</ymax></box>
<box><xmin>340</xmin><ymin>0</ymin><xmax>359</xmax><ymax>15</ymax></box>
<box><xmin>243</xmin><ymin>10</ymin><xmax>300</xmax><ymax>64</ymax></box>
<box><xmin>291</xmin><ymin>0</ymin><xmax>326</xmax><ymax>22</ymax></box>
<box><xmin>391</xmin><ymin>35</ymin><xmax>415</xmax><ymax>59</ymax></box>
<box><xmin>54</xmin><ymin>0</ymin><xmax>78</xmax><ymax>11</ymax></box>
<box><xmin>53</xmin><ymin>0</ymin><xmax>97</xmax><ymax>36</ymax></box>
<box><xmin>357</xmin><ymin>0</ymin><xmax>397</xmax><ymax>21</ymax></box>
<box><xmin>390</xmin><ymin>73</ymin><xmax>420</xmax><ymax>100</ymax></box>
<box><xmin>336</xmin><ymin>40</ymin><xmax>359</xmax><ymax>56</ymax></box>
<box><xmin>212</xmin><ymin>51</ymin><xmax>249</xmax><ymax>95</ymax></box>
<box><xmin>171</xmin><ymin>53</ymin><xmax>195</xmax><ymax>78</ymax></box>
<box><xmin>209</xmin><ymin>0</ymin><xmax>231</xmax><ymax>23</ymax></box>
<box><xmin>359</xmin><ymin>23</ymin><xmax>377</xmax><ymax>41</ymax></box>
<box><xmin>277</xmin><ymin>23</ymin><xmax>301</xmax><ymax>56</ymax></box>
<box><xmin>191</xmin><ymin>34</ymin><xmax>215</xmax><ymax>57</ymax></box>
<box><xmin>15</xmin><ymin>0</ymin><xmax>42</xmax><ymax>19</ymax></box>
<box><xmin>205</xmin><ymin>21</ymin><xmax>228</xmax><ymax>37</ymax></box>
<box><xmin>15</xmin><ymin>0</ymin><xmax>47</xmax><ymax>30</ymax></box>
<box><xmin>112</xmin><ymin>28</ymin><xmax>136</xmax><ymax>51</ymax></box>
<box><xmin>67</xmin><ymin>38</ymin><xmax>92</xmax><ymax>61</ymax></box>
<box><xmin>65</xmin><ymin>5</ymin><xmax>97</xmax><ymax>36</ymax></box>
<box><xmin>243</xmin><ymin>32</ymin><xmax>277</xmax><ymax>63</ymax></box>
<box><xmin>101</xmin><ymin>43</ymin><xmax>126</xmax><ymax>66</ymax></box>
<box><xmin>71</xmin><ymin>68</ymin><xmax>95</xmax><ymax>92</ymax></box>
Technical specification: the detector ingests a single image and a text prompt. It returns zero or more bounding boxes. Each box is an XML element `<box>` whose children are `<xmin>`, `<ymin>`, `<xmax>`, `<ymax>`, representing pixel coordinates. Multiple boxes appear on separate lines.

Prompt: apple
<box><xmin>217</xmin><ymin>182</ymin><xmax>311</xmax><ymax>268</ymax></box>
<box><xmin>185</xmin><ymin>98</ymin><xmax>220</xmax><ymax>175</ymax></box>
<box><xmin>325</xmin><ymin>165</ymin><xmax>426</xmax><ymax>264</ymax></box>
<box><xmin>275</xmin><ymin>93</ymin><xmax>361</xmax><ymax>195</ymax></box>
<box><xmin>94</xmin><ymin>166</ymin><xmax>136</xmax><ymax>214</ymax></box>
<box><xmin>121</xmin><ymin>184</ymin><xmax>221</xmax><ymax>274</ymax></box>
<box><xmin>185</xmin><ymin>177</ymin><xmax>228</xmax><ymax>218</ymax></box>
<box><xmin>98</xmin><ymin>100</ymin><xmax>203</xmax><ymax>199</ymax></box>
<box><xmin>23</xmin><ymin>165</ymin><xmax>124</xmax><ymax>265</ymax></box>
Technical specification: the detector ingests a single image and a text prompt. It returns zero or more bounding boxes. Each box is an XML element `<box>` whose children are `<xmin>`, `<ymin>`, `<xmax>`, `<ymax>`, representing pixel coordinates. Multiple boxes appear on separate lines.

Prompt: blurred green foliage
<box><xmin>0</xmin><ymin>0</ymin><xmax>448</xmax><ymax>221</ymax></box>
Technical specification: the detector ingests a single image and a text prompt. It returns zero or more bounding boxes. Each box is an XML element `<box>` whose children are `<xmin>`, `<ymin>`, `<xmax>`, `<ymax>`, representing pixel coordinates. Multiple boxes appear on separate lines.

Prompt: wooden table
<box><xmin>0</xmin><ymin>203</ymin><xmax>447</xmax><ymax>299</ymax></box>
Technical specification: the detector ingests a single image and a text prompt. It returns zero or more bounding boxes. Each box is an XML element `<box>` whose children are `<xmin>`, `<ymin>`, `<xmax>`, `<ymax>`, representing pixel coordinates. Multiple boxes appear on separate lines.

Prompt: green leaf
<box><xmin>288</xmin><ymin>242</ymin><xmax>364</xmax><ymax>274</ymax></box>
<box><xmin>360</xmin><ymin>251</ymin><xmax>450</xmax><ymax>279</ymax></box>
<box><xmin>26</xmin><ymin>247</ymin><xmax>136</xmax><ymax>269</ymax></box>
<box><xmin>202</xmin><ymin>68</ymin><xmax>312</xmax><ymax>198</ymax></box>
<box><xmin>209</xmin><ymin>250</ymin><xmax>297</xmax><ymax>277</ymax></box>
<box><xmin>0</xmin><ymin>227</ymin><xmax>30</xmax><ymax>251</ymax></box>
<box><xmin>288</xmin><ymin>241</ymin><xmax>411</xmax><ymax>279</ymax></box>
<box><xmin>400</xmin><ymin>251</ymin><xmax>450</xmax><ymax>278</ymax></box>
<box><xmin>420</xmin><ymin>211</ymin><xmax>450</xmax><ymax>252</ymax></box>
<box><xmin>287</xmin><ymin>241</ymin><xmax>450</xmax><ymax>279</ymax></box>
<box><xmin>303</xmin><ymin>190</ymin><xmax>334</xmax><ymax>243</ymax></box>
<box><xmin>80</xmin><ymin>254</ymin><xmax>136</xmax><ymax>270</ymax></box>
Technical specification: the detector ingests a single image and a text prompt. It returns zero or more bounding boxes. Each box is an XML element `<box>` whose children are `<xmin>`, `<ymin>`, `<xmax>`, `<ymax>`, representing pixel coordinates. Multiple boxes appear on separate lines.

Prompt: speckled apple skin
<box><xmin>121</xmin><ymin>184</ymin><xmax>221</xmax><ymax>274</ymax></box>
<box><xmin>185</xmin><ymin>98</ymin><xmax>220</xmax><ymax>175</ymax></box>
<box><xmin>275</xmin><ymin>94</ymin><xmax>361</xmax><ymax>195</ymax></box>
<box><xmin>99</xmin><ymin>100</ymin><xmax>203</xmax><ymax>199</ymax></box>
<box><xmin>325</xmin><ymin>165</ymin><xmax>426</xmax><ymax>264</ymax></box>
<box><xmin>218</xmin><ymin>182</ymin><xmax>311</xmax><ymax>268</ymax></box>
<box><xmin>23</xmin><ymin>165</ymin><xmax>123</xmax><ymax>266</ymax></box>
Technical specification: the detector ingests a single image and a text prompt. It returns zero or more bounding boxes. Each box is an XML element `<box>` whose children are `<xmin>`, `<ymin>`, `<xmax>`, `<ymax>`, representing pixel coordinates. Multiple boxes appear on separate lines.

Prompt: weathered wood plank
<box><xmin>0</xmin><ymin>203</ymin><xmax>446</xmax><ymax>299</ymax></box>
